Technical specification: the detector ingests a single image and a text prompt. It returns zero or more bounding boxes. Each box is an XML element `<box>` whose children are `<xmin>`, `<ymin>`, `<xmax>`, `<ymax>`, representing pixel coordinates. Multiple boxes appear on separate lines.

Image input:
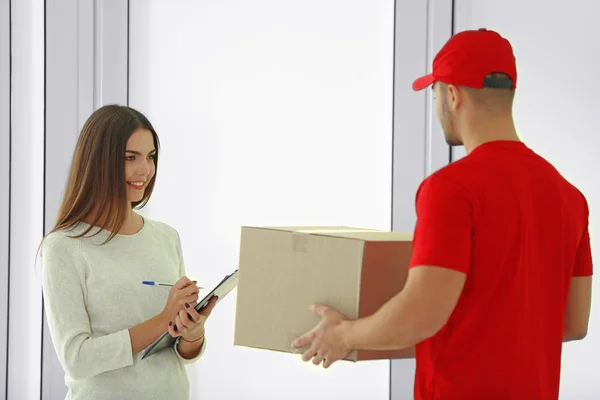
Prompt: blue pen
<box><xmin>142</xmin><ymin>280</ymin><xmax>202</xmax><ymax>288</ymax></box>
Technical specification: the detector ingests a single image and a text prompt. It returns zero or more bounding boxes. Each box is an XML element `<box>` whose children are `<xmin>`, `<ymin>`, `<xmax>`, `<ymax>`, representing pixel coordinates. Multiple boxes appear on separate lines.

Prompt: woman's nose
<box><xmin>137</xmin><ymin>159</ymin><xmax>151</xmax><ymax>176</ymax></box>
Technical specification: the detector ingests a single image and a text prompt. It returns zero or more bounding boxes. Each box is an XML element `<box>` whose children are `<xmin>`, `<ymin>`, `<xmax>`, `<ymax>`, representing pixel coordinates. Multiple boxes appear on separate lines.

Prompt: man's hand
<box><xmin>291</xmin><ymin>304</ymin><xmax>353</xmax><ymax>369</ymax></box>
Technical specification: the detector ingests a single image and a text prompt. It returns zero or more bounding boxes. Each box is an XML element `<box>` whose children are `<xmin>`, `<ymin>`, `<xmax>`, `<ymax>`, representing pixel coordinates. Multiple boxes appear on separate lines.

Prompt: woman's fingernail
<box><xmin>169</xmin><ymin>321</ymin><xmax>172</xmax><ymax>326</ymax></box>
<box><xmin>185</xmin><ymin>303</ymin><xmax>190</xmax><ymax>308</ymax></box>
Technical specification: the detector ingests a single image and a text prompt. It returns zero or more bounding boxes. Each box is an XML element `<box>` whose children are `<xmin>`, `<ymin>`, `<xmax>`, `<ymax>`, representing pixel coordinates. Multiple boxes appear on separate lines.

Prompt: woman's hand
<box><xmin>160</xmin><ymin>276</ymin><xmax>199</xmax><ymax>323</ymax></box>
<box><xmin>168</xmin><ymin>296</ymin><xmax>218</xmax><ymax>341</ymax></box>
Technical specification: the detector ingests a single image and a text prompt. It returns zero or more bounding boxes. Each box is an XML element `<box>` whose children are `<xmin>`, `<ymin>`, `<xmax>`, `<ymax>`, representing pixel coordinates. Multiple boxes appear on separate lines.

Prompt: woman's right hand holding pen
<box><xmin>160</xmin><ymin>276</ymin><xmax>199</xmax><ymax>323</ymax></box>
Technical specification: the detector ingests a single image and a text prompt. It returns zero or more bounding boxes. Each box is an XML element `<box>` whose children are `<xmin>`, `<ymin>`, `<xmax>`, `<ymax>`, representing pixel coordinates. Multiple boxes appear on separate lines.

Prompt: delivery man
<box><xmin>292</xmin><ymin>28</ymin><xmax>593</xmax><ymax>400</ymax></box>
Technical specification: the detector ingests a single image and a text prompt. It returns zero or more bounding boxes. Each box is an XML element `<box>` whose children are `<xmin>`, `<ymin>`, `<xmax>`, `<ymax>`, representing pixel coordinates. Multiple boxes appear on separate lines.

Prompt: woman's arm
<box><xmin>129</xmin><ymin>314</ymin><xmax>170</xmax><ymax>353</ymax></box>
<box><xmin>176</xmin><ymin>336</ymin><xmax>206</xmax><ymax>359</ymax></box>
<box><xmin>41</xmin><ymin>239</ymin><xmax>169</xmax><ymax>380</ymax></box>
<box><xmin>172</xmin><ymin>229</ymin><xmax>208</xmax><ymax>364</ymax></box>
<box><xmin>171</xmin><ymin>298</ymin><xmax>217</xmax><ymax>361</ymax></box>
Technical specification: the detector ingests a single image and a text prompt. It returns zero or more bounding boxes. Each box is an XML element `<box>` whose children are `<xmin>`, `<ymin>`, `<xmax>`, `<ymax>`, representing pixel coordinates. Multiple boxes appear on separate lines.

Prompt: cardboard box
<box><xmin>234</xmin><ymin>226</ymin><xmax>415</xmax><ymax>361</ymax></box>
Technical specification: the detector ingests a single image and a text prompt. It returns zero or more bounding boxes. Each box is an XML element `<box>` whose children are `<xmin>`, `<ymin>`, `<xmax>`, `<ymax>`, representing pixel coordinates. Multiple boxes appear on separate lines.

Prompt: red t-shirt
<box><xmin>408</xmin><ymin>141</ymin><xmax>593</xmax><ymax>400</ymax></box>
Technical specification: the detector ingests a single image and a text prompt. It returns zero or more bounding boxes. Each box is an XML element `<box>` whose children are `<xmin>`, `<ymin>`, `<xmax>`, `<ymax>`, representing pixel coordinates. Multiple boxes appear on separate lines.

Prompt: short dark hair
<box><xmin>458</xmin><ymin>72</ymin><xmax>515</xmax><ymax>111</ymax></box>
<box><xmin>482</xmin><ymin>72</ymin><xmax>514</xmax><ymax>89</ymax></box>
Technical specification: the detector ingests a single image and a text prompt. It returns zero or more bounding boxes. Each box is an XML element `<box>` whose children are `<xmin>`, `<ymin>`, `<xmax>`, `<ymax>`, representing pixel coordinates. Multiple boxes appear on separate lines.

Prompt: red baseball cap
<box><xmin>412</xmin><ymin>28</ymin><xmax>517</xmax><ymax>91</ymax></box>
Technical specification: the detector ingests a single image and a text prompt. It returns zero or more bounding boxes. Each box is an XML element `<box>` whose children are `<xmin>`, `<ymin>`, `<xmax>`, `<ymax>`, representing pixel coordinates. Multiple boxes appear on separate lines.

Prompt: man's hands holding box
<box><xmin>291</xmin><ymin>304</ymin><xmax>352</xmax><ymax>369</ymax></box>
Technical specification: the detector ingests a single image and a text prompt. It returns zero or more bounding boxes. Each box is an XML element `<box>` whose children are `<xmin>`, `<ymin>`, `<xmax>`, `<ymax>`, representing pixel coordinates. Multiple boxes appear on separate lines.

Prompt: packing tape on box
<box><xmin>292</xmin><ymin>229</ymin><xmax>379</xmax><ymax>253</ymax></box>
<box><xmin>295</xmin><ymin>229</ymin><xmax>379</xmax><ymax>234</ymax></box>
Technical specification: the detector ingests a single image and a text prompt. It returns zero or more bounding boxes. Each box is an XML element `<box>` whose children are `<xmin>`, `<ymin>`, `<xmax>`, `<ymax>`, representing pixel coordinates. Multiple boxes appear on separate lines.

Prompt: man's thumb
<box><xmin>310</xmin><ymin>303</ymin><xmax>328</xmax><ymax>316</ymax></box>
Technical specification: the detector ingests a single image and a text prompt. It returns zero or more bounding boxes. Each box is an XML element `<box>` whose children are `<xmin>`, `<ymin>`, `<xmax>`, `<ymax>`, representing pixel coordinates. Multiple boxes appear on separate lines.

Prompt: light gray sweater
<box><xmin>41</xmin><ymin>217</ymin><xmax>204</xmax><ymax>400</ymax></box>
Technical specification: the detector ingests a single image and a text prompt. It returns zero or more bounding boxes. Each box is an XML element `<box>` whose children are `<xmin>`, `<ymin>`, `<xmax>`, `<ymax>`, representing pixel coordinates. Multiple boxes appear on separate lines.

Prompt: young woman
<box><xmin>40</xmin><ymin>105</ymin><xmax>217</xmax><ymax>399</ymax></box>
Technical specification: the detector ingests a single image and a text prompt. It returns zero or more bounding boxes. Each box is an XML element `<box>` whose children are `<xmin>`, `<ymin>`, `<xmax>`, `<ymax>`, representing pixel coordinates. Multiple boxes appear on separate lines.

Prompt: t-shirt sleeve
<box><xmin>408</xmin><ymin>174</ymin><xmax>473</xmax><ymax>274</ymax></box>
<box><xmin>573</xmin><ymin>195</ymin><xmax>593</xmax><ymax>277</ymax></box>
<box><xmin>41</xmin><ymin>236</ymin><xmax>134</xmax><ymax>380</ymax></box>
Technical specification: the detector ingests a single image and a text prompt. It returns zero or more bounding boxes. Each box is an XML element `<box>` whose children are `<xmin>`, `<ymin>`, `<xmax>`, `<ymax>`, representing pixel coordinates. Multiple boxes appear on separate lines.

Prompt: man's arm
<box><xmin>563</xmin><ymin>196</ymin><xmax>593</xmax><ymax>342</ymax></box>
<box><xmin>563</xmin><ymin>276</ymin><xmax>592</xmax><ymax>342</ymax></box>
<box><xmin>292</xmin><ymin>174</ymin><xmax>473</xmax><ymax>366</ymax></box>
<box><xmin>345</xmin><ymin>265</ymin><xmax>466</xmax><ymax>351</ymax></box>
<box><xmin>346</xmin><ymin>174</ymin><xmax>472</xmax><ymax>350</ymax></box>
<box><xmin>344</xmin><ymin>174</ymin><xmax>472</xmax><ymax>351</ymax></box>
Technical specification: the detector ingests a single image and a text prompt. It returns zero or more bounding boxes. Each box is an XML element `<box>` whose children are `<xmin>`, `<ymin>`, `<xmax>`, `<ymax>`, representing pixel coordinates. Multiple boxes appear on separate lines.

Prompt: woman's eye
<box><xmin>148</xmin><ymin>154</ymin><xmax>156</xmax><ymax>160</ymax></box>
<box><xmin>125</xmin><ymin>156</ymin><xmax>135</xmax><ymax>161</ymax></box>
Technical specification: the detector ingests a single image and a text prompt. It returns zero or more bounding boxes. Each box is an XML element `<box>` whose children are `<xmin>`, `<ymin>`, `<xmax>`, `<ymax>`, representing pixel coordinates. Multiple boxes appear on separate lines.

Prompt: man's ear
<box><xmin>447</xmin><ymin>84</ymin><xmax>462</xmax><ymax>111</ymax></box>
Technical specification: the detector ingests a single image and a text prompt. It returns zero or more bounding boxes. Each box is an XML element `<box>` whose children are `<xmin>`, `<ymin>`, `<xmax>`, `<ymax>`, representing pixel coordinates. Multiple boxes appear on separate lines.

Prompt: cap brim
<box><xmin>412</xmin><ymin>74</ymin><xmax>436</xmax><ymax>91</ymax></box>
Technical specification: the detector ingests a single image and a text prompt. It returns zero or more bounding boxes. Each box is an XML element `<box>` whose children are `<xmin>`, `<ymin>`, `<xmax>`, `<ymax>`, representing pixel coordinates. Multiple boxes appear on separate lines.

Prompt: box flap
<box><xmin>317</xmin><ymin>231</ymin><xmax>413</xmax><ymax>241</ymax></box>
<box><xmin>242</xmin><ymin>226</ymin><xmax>412</xmax><ymax>241</ymax></box>
<box><xmin>243</xmin><ymin>226</ymin><xmax>374</xmax><ymax>233</ymax></box>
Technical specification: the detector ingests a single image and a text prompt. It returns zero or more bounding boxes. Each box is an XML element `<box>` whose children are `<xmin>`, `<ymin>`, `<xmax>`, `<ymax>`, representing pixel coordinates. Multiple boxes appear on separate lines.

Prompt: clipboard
<box><xmin>141</xmin><ymin>269</ymin><xmax>239</xmax><ymax>360</ymax></box>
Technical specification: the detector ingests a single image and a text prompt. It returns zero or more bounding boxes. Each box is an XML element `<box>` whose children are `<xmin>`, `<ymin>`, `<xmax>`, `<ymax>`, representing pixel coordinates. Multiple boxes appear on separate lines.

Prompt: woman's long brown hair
<box><xmin>48</xmin><ymin>105</ymin><xmax>160</xmax><ymax>244</ymax></box>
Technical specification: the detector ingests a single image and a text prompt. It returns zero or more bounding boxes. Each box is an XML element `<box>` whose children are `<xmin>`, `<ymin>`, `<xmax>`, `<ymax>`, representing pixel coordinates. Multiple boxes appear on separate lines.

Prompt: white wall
<box><xmin>130</xmin><ymin>1</ymin><xmax>395</xmax><ymax>399</ymax></box>
<box><xmin>389</xmin><ymin>0</ymin><xmax>454</xmax><ymax>397</ymax></box>
<box><xmin>41</xmin><ymin>2</ymin><xmax>131</xmax><ymax>399</ymax></box>
<box><xmin>0</xmin><ymin>0</ymin><xmax>10</xmax><ymax>394</ymax></box>
<box><xmin>455</xmin><ymin>0</ymin><xmax>600</xmax><ymax>397</ymax></box>
<box><xmin>8</xmin><ymin>0</ymin><xmax>44</xmax><ymax>398</ymax></box>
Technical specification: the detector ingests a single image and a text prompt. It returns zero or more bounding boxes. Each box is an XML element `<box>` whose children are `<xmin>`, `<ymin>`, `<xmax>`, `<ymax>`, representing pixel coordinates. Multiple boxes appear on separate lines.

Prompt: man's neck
<box><xmin>461</xmin><ymin>115</ymin><xmax>520</xmax><ymax>154</ymax></box>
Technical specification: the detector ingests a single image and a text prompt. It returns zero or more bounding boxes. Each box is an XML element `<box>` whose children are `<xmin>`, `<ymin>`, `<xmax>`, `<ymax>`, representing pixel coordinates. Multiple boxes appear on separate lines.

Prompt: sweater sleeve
<box><xmin>174</xmin><ymin>336</ymin><xmax>208</xmax><ymax>364</ymax></box>
<box><xmin>41</xmin><ymin>236</ymin><xmax>134</xmax><ymax>380</ymax></box>
<box><xmin>173</xmin><ymin>229</ymin><xmax>207</xmax><ymax>364</ymax></box>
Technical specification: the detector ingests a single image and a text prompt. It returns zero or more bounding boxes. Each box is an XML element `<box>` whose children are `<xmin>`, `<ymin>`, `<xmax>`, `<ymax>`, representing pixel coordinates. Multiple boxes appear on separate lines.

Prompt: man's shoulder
<box><xmin>418</xmin><ymin>161</ymin><xmax>473</xmax><ymax>195</ymax></box>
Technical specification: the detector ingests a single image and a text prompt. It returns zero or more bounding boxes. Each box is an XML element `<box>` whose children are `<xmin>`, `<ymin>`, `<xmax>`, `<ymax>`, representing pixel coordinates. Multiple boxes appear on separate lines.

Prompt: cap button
<box><xmin>478</xmin><ymin>28</ymin><xmax>487</xmax><ymax>31</ymax></box>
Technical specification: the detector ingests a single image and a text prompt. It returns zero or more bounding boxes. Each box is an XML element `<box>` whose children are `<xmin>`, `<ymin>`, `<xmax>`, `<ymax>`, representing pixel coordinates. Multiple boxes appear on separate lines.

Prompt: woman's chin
<box><xmin>128</xmin><ymin>194</ymin><xmax>145</xmax><ymax>204</ymax></box>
